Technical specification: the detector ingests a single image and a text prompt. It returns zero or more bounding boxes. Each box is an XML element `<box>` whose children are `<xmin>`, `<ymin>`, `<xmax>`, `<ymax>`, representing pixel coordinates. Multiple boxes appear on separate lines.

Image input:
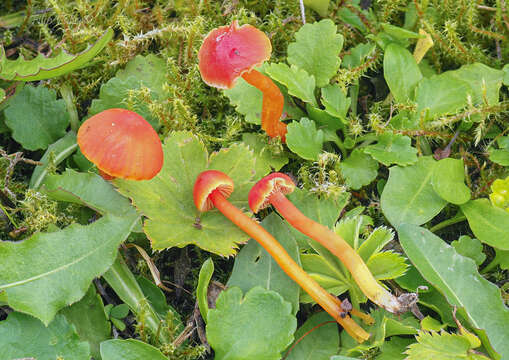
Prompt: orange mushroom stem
<box><xmin>198</xmin><ymin>21</ymin><xmax>287</xmax><ymax>141</ymax></box>
<box><xmin>194</xmin><ymin>170</ymin><xmax>371</xmax><ymax>343</ymax></box>
<box><xmin>249</xmin><ymin>173</ymin><xmax>406</xmax><ymax>314</ymax></box>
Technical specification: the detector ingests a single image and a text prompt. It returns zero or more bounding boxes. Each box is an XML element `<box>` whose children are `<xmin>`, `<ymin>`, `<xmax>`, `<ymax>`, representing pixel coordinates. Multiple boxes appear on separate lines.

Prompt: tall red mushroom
<box><xmin>198</xmin><ymin>21</ymin><xmax>287</xmax><ymax>141</ymax></box>
<box><xmin>194</xmin><ymin>170</ymin><xmax>371</xmax><ymax>343</ymax></box>
<box><xmin>249</xmin><ymin>173</ymin><xmax>406</xmax><ymax>314</ymax></box>
<box><xmin>77</xmin><ymin>108</ymin><xmax>163</xmax><ymax>180</ymax></box>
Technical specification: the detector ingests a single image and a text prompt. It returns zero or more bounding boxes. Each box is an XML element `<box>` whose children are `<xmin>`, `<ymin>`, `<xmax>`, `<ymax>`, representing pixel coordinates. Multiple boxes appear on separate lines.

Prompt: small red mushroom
<box><xmin>77</xmin><ymin>108</ymin><xmax>163</xmax><ymax>180</ymax></box>
<box><xmin>194</xmin><ymin>170</ymin><xmax>371</xmax><ymax>342</ymax></box>
<box><xmin>198</xmin><ymin>21</ymin><xmax>287</xmax><ymax>141</ymax></box>
<box><xmin>249</xmin><ymin>173</ymin><xmax>405</xmax><ymax>314</ymax></box>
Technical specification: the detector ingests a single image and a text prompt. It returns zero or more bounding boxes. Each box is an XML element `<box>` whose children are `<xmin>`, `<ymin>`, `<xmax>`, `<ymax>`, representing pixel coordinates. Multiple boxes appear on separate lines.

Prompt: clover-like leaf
<box><xmin>287</xmin><ymin>19</ymin><xmax>343</xmax><ymax>87</ymax></box>
<box><xmin>0</xmin><ymin>28</ymin><xmax>113</xmax><ymax>81</ymax></box>
<box><xmin>460</xmin><ymin>199</ymin><xmax>509</xmax><ymax>250</ymax></box>
<box><xmin>399</xmin><ymin>224</ymin><xmax>509</xmax><ymax>359</ymax></box>
<box><xmin>286</xmin><ymin>118</ymin><xmax>324</xmax><ymax>160</ymax></box>
<box><xmin>381</xmin><ymin>156</ymin><xmax>447</xmax><ymax>227</ymax></box>
<box><xmin>405</xmin><ymin>331</ymin><xmax>489</xmax><ymax>360</ymax></box>
<box><xmin>339</xmin><ymin>148</ymin><xmax>379</xmax><ymax>189</ymax></box>
<box><xmin>364</xmin><ymin>133</ymin><xmax>418</xmax><ymax>166</ymax></box>
<box><xmin>0</xmin><ymin>214</ymin><xmax>138</xmax><ymax>325</ymax></box>
<box><xmin>451</xmin><ymin>236</ymin><xmax>486</xmax><ymax>266</ymax></box>
<box><xmin>4</xmin><ymin>85</ymin><xmax>69</xmax><ymax>150</ymax></box>
<box><xmin>114</xmin><ymin>131</ymin><xmax>256</xmax><ymax>256</ymax></box>
<box><xmin>100</xmin><ymin>339</ymin><xmax>168</xmax><ymax>360</ymax></box>
<box><xmin>265</xmin><ymin>63</ymin><xmax>317</xmax><ymax>106</ymax></box>
<box><xmin>431</xmin><ymin>158</ymin><xmax>471</xmax><ymax>205</ymax></box>
<box><xmin>0</xmin><ymin>312</ymin><xmax>90</xmax><ymax>360</ymax></box>
<box><xmin>227</xmin><ymin>213</ymin><xmax>301</xmax><ymax>314</ymax></box>
<box><xmin>206</xmin><ymin>286</ymin><xmax>296</xmax><ymax>360</ymax></box>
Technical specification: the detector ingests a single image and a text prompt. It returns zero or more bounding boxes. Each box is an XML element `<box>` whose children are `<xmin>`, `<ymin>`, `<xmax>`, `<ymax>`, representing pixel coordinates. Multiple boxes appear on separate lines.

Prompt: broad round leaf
<box><xmin>431</xmin><ymin>158</ymin><xmax>471</xmax><ymax>205</ymax></box>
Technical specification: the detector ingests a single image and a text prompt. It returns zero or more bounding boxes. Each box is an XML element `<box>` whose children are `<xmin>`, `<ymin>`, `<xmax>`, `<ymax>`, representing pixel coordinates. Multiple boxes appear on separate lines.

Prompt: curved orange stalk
<box><xmin>194</xmin><ymin>170</ymin><xmax>370</xmax><ymax>342</ymax></box>
<box><xmin>241</xmin><ymin>69</ymin><xmax>287</xmax><ymax>141</ymax></box>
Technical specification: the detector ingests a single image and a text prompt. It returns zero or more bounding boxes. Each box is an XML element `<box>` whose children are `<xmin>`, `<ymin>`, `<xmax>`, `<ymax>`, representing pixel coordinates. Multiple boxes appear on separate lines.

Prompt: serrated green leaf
<box><xmin>284</xmin><ymin>312</ymin><xmax>339</xmax><ymax>360</ymax></box>
<box><xmin>30</xmin><ymin>131</ymin><xmax>78</xmax><ymax>189</ymax></box>
<box><xmin>114</xmin><ymin>132</ymin><xmax>255</xmax><ymax>256</ymax></box>
<box><xmin>100</xmin><ymin>339</ymin><xmax>167</xmax><ymax>360</ymax></box>
<box><xmin>287</xmin><ymin>19</ymin><xmax>343</xmax><ymax>87</ymax></box>
<box><xmin>4</xmin><ymin>85</ymin><xmax>70</xmax><ymax>150</ymax></box>
<box><xmin>431</xmin><ymin>158</ymin><xmax>471</xmax><ymax>205</ymax></box>
<box><xmin>286</xmin><ymin>118</ymin><xmax>324</xmax><ymax>160</ymax></box>
<box><xmin>89</xmin><ymin>54</ymin><xmax>166</xmax><ymax>129</ymax></box>
<box><xmin>421</xmin><ymin>316</ymin><xmax>446</xmax><ymax>332</ymax></box>
<box><xmin>451</xmin><ymin>236</ymin><xmax>486</xmax><ymax>266</ymax></box>
<box><xmin>367</xmin><ymin>251</ymin><xmax>408</xmax><ymax>280</ymax></box>
<box><xmin>197</xmin><ymin>258</ymin><xmax>214</xmax><ymax>323</ymax></box>
<box><xmin>206</xmin><ymin>287</ymin><xmax>296</xmax><ymax>360</ymax></box>
<box><xmin>0</xmin><ymin>28</ymin><xmax>112</xmax><ymax>81</ymax></box>
<box><xmin>241</xmin><ymin>133</ymin><xmax>288</xmax><ymax>178</ymax></box>
<box><xmin>383</xmin><ymin>43</ymin><xmax>422</xmax><ymax>102</ymax></box>
<box><xmin>227</xmin><ymin>213</ymin><xmax>300</xmax><ymax>313</ymax></box>
<box><xmin>265</xmin><ymin>63</ymin><xmax>317</xmax><ymax>106</ymax></box>
<box><xmin>61</xmin><ymin>284</ymin><xmax>111</xmax><ymax>360</ymax></box>
<box><xmin>321</xmin><ymin>83</ymin><xmax>351</xmax><ymax>122</ymax></box>
<box><xmin>358</xmin><ymin>226</ymin><xmax>394</xmax><ymax>261</ymax></box>
<box><xmin>0</xmin><ymin>312</ymin><xmax>90</xmax><ymax>360</ymax></box>
<box><xmin>375</xmin><ymin>337</ymin><xmax>415</xmax><ymax>360</ymax></box>
<box><xmin>364</xmin><ymin>133</ymin><xmax>418</xmax><ymax>166</ymax></box>
<box><xmin>381</xmin><ymin>156</ymin><xmax>447</xmax><ymax>227</ymax></box>
<box><xmin>43</xmin><ymin>168</ymin><xmax>135</xmax><ymax>217</ymax></box>
<box><xmin>460</xmin><ymin>199</ymin><xmax>509</xmax><ymax>250</ymax></box>
<box><xmin>0</xmin><ymin>214</ymin><xmax>138</xmax><ymax>325</ymax></box>
<box><xmin>405</xmin><ymin>331</ymin><xmax>489</xmax><ymax>360</ymax></box>
<box><xmin>339</xmin><ymin>148</ymin><xmax>379</xmax><ymax>189</ymax></box>
<box><xmin>399</xmin><ymin>224</ymin><xmax>509</xmax><ymax>359</ymax></box>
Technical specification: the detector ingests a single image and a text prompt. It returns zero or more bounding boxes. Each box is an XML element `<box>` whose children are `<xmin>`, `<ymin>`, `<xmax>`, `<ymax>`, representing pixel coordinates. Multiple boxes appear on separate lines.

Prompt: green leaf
<box><xmin>197</xmin><ymin>258</ymin><xmax>214</xmax><ymax>323</ymax></box>
<box><xmin>358</xmin><ymin>226</ymin><xmax>394</xmax><ymax>261</ymax></box>
<box><xmin>306</xmin><ymin>104</ymin><xmax>344</xmax><ymax>132</ymax></box>
<box><xmin>367</xmin><ymin>251</ymin><xmax>408</xmax><ymax>280</ymax></box>
<box><xmin>405</xmin><ymin>331</ymin><xmax>489</xmax><ymax>360</ymax></box>
<box><xmin>114</xmin><ymin>132</ymin><xmax>255</xmax><ymax>256</ymax></box>
<box><xmin>321</xmin><ymin>84</ymin><xmax>350</xmax><ymax>122</ymax></box>
<box><xmin>381</xmin><ymin>156</ymin><xmax>447</xmax><ymax>227</ymax></box>
<box><xmin>227</xmin><ymin>213</ymin><xmax>301</xmax><ymax>313</ymax></box>
<box><xmin>4</xmin><ymin>85</ymin><xmax>70</xmax><ymax>150</ymax></box>
<box><xmin>110</xmin><ymin>304</ymin><xmax>130</xmax><ymax>319</ymax></box>
<box><xmin>287</xmin><ymin>19</ymin><xmax>343</xmax><ymax>87</ymax></box>
<box><xmin>489</xmin><ymin>149</ymin><xmax>509</xmax><ymax>166</ymax></box>
<box><xmin>284</xmin><ymin>312</ymin><xmax>339</xmax><ymax>360</ymax></box>
<box><xmin>460</xmin><ymin>199</ymin><xmax>509</xmax><ymax>250</ymax></box>
<box><xmin>61</xmin><ymin>284</ymin><xmax>111</xmax><ymax>360</ymax></box>
<box><xmin>43</xmin><ymin>168</ymin><xmax>136</xmax><ymax>217</ymax></box>
<box><xmin>302</xmin><ymin>0</ymin><xmax>330</xmax><ymax>16</ymax></box>
<box><xmin>0</xmin><ymin>312</ymin><xmax>90</xmax><ymax>360</ymax></box>
<box><xmin>339</xmin><ymin>148</ymin><xmax>379</xmax><ymax>189</ymax></box>
<box><xmin>100</xmin><ymin>339</ymin><xmax>167</xmax><ymax>360</ymax></box>
<box><xmin>0</xmin><ymin>28</ymin><xmax>113</xmax><ymax>81</ymax></box>
<box><xmin>136</xmin><ymin>276</ymin><xmax>180</xmax><ymax>323</ymax></box>
<box><xmin>383</xmin><ymin>43</ymin><xmax>422</xmax><ymax>102</ymax></box>
<box><xmin>0</xmin><ymin>214</ymin><xmax>138</xmax><ymax>325</ymax></box>
<box><xmin>89</xmin><ymin>54</ymin><xmax>167</xmax><ymax>129</ymax></box>
<box><xmin>265</xmin><ymin>63</ymin><xmax>317</xmax><ymax>106</ymax></box>
<box><xmin>431</xmin><ymin>158</ymin><xmax>471</xmax><ymax>205</ymax></box>
<box><xmin>375</xmin><ymin>337</ymin><xmax>415</xmax><ymax>360</ymax></box>
<box><xmin>342</xmin><ymin>42</ymin><xmax>376</xmax><ymax>69</ymax></box>
<box><xmin>206</xmin><ymin>287</ymin><xmax>296</xmax><ymax>360</ymax></box>
<box><xmin>451</xmin><ymin>236</ymin><xmax>486</xmax><ymax>266</ymax></box>
<box><xmin>381</xmin><ymin>23</ymin><xmax>423</xmax><ymax>40</ymax></box>
<box><xmin>364</xmin><ymin>133</ymin><xmax>418</xmax><ymax>166</ymax></box>
<box><xmin>415</xmin><ymin>73</ymin><xmax>470</xmax><ymax>121</ymax></box>
<box><xmin>30</xmin><ymin>131</ymin><xmax>78</xmax><ymax>189</ymax></box>
<box><xmin>241</xmin><ymin>133</ymin><xmax>288</xmax><ymax>178</ymax></box>
<box><xmin>286</xmin><ymin>118</ymin><xmax>324</xmax><ymax>160</ymax></box>
<box><xmin>399</xmin><ymin>224</ymin><xmax>509</xmax><ymax>359</ymax></box>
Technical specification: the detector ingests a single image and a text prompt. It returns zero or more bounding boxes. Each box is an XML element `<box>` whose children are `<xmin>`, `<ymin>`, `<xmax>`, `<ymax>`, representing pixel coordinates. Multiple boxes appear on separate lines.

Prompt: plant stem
<box><xmin>429</xmin><ymin>214</ymin><xmax>467</xmax><ymax>233</ymax></box>
<box><xmin>60</xmin><ymin>84</ymin><xmax>80</xmax><ymax>133</ymax></box>
<box><xmin>103</xmin><ymin>255</ymin><xmax>169</xmax><ymax>345</ymax></box>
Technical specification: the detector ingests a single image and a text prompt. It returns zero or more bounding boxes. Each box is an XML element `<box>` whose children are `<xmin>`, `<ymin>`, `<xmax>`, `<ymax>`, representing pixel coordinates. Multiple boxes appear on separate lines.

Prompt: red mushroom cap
<box><xmin>198</xmin><ymin>21</ymin><xmax>272</xmax><ymax>89</ymax></box>
<box><xmin>248</xmin><ymin>172</ymin><xmax>296</xmax><ymax>213</ymax></box>
<box><xmin>77</xmin><ymin>108</ymin><xmax>163</xmax><ymax>180</ymax></box>
<box><xmin>194</xmin><ymin>170</ymin><xmax>234</xmax><ymax>212</ymax></box>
